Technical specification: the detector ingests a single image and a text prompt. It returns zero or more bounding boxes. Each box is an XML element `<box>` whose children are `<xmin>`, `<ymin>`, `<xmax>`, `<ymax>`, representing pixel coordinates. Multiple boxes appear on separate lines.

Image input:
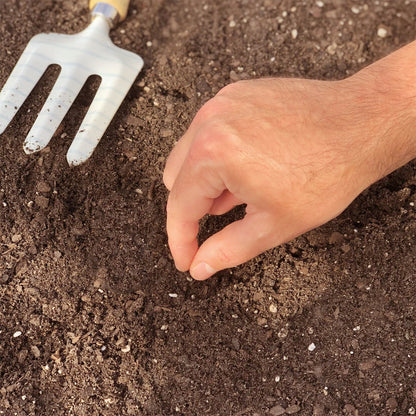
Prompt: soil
<box><xmin>1</xmin><ymin>0</ymin><xmax>416</xmax><ymax>415</ymax></box>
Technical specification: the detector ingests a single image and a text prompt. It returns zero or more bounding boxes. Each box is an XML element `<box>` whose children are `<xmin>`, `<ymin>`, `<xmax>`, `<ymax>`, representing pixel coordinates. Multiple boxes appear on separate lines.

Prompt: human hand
<box><xmin>163</xmin><ymin>58</ymin><xmax>416</xmax><ymax>280</ymax></box>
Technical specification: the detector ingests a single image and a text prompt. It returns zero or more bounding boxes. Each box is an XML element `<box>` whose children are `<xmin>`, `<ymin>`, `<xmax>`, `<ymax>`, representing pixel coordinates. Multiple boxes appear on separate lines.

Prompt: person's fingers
<box><xmin>189</xmin><ymin>211</ymin><xmax>290</xmax><ymax>280</ymax></box>
<box><xmin>208</xmin><ymin>191</ymin><xmax>243</xmax><ymax>215</ymax></box>
<box><xmin>166</xmin><ymin>152</ymin><xmax>226</xmax><ymax>271</ymax></box>
<box><xmin>163</xmin><ymin>97</ymin><xmax>231</xmax><ymax>190</ymax></box>
<box><xmin>163</xmin><ymin>111</ymin><xmax>211</xmax><ymax>191</ymax></box>
<box><xmin>166</xmin><ymin>216</ymin><xmax>201</xmax><ymax>272</ymax></box>
<box><xmin>163</xmin><ymin>132</ymin><xmax>194</xmax><ymax>191</ymax></box>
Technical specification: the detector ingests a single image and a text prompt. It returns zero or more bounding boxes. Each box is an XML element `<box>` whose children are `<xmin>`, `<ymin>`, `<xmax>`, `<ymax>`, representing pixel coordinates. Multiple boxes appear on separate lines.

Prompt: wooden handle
<box><xmin>89</xmin><ymin>0</ymin><xmax>130</xmax><ymax>22</ymax></box>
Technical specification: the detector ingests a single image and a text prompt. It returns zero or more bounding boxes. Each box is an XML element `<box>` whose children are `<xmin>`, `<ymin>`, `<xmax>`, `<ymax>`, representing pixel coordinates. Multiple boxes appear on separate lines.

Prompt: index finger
<box><xmin>166</xmin><ymin>156</ymin><xmax>225</xmax><ymax>271</ymax></box>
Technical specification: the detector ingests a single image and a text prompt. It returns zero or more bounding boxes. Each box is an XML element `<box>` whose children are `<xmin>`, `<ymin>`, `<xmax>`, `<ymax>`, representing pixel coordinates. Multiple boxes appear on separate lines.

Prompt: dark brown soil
<box><xmin>1</xmin><ymin>1</ymin><xmax>416</xmax><ymax>415</ymax></box>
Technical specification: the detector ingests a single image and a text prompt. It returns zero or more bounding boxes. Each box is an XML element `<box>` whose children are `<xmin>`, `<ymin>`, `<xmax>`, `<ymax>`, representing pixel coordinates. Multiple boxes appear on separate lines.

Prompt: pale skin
<box><xmin>163</xmin><ymin>41</ymin><xmax>416</xmax><ymax>280</ymax></box>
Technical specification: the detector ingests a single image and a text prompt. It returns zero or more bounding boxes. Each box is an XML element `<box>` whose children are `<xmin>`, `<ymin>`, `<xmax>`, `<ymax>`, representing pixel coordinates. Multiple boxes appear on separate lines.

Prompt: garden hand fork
<box><xmin>0</xmin><ymin>1</ymin><xmax>143</xmax><ymax>166</ymax></box>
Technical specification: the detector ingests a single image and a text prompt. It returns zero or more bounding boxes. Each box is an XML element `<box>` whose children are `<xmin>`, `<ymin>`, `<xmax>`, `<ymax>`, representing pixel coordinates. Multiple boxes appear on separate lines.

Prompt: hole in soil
<box><xmin>198</xmin><ymin>204</ymin><xmax>246</xmax><ymax>245</ymax></box>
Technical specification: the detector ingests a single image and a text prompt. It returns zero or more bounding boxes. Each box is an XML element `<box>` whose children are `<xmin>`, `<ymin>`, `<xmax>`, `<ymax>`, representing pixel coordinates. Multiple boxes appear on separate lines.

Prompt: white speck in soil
<box><xmin>377</xmin><ymin>27</ymin><xmax>388</xmax><ymax>38</ymax></box>
<box><xmin>278</xmin><ymin>327</ymin><xmax>288</xmax><ymax>339</ymax></box>
<box><xmin>121</xmin><ymin>344</ymin><xmax>131</xmax><ymax>353</ymax></box>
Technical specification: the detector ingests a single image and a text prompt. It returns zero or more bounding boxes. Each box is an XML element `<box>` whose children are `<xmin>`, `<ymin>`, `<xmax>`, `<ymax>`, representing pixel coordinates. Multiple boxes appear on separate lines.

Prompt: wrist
<box><xmin>345</xmin><ymin>41</ymin><xmax>416</xmax><ymax>182</ymax></box>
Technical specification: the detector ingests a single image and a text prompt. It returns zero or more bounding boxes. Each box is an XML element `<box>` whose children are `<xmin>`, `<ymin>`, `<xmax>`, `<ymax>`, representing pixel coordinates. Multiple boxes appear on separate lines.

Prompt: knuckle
<box><xmin>217</xmin><ymin>80</ymin><xmax>245</xmax><ymax>96</ymax></box>
<box><xmin>194</xmin><ymin>98</ymin><xmax>223</xmax><ymax>122</ymax></box>
<box><xmin>193</xmin><ymin>93</ymin><xmax>235</xmax><ymax>123</ymax></box>
<box><xmin>190</xmin><ymin>126</ymin><xmax>228</xmax><ymax>163</ymax></box>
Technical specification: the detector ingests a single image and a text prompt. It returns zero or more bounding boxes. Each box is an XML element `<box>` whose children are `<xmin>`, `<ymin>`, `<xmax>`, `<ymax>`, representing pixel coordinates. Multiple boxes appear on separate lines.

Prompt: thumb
<box><xmin>189</xmin><ymin>212</ymin><xmax>284</xmax><ymax>280</ymax></box>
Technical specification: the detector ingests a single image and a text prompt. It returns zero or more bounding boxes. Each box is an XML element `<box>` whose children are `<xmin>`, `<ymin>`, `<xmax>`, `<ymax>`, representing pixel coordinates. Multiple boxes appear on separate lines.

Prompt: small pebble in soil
<box><xmin>316</xmin><ymin>0</ymin><xmax>324</xmax><ymax>6</ymax></box>
<box><xmin>11</xmin><ymin>234</ymin><xmax>22</xmax><ymax>243</ymax></box>
<box><xmin>31</xmin><ymin>345</ymin><xmax>41</xmax><ymax>358</ymax></box>
<box><xmin>269</xmin><ymin>404</ymin><xmax>285</xmax><ymax>416</ymax></box>
<box><xmin>351</xmin><ymin>6</ymin><xmax>360</xmax><ymax>14</ymax></box>
<box><xmin>278</xmin><ymin>327</ymin><xmax>288</xmax><ymax>339</ymax></box>
<box><xmin>327</xmin><ymin>42</ymin><xmax>337</xmax><ymax>55</ymax></box>
<box><xmin>343</xmin><ymin>404</ymin><xmax>356</xmax><ymax>414</ymax></box>
<box><xmin>257</xmin><ymin>317</ymin><xmax>267</xmax><ymax>326</ymax></box>
<box><xmin>377</xmin><ymin>27</ymin><xmax>388</xmax><ymax>38</ymax></box>
<box><xmin>291</xmin><ymin>29</ymin><xmax>298</xmax><ymax>39</ymax></box>
<box><xmin>169</xmin><ymin>293</ymin><xmax>178</xmax><ymax>298</ymax></box>
<box><xmin>121</xmin><ymin>344</ymin><xmax>131</xmax><ymax>353</ymax></box>
<box><xmin>269</xmin><ymin>304</ymin><xmax>278</xmax><ymax>313</ymax></box>
<box><xmin>13</xmin><ymin>331</ymin><xmax>22</xmax><ymax>338</ymax></box>
<box><xmin>37</xmin><ymin>181</ymin><xmax>51</xmax><ymax>193</ymax></box>
<box><xmin>308</xmin><ymin>342</ymin><xmax>316</xmax><ymax>352</ymax></box>
<box><xmin>409</xmin><ymin>407</ymin><xmax>415</xmax><ymax>415</ymax></box>
<box><xmin>386</xmin><ymin>397</ymin><xmax>398</xmax><ymax>413</ymax></box>
<box><xmin>313</xmin><ymin>403</ymin><xmax>325</xmax><ymax>416</ymax></box>
<box><xmin>286</xmin><ymin>404</ymin><xmax>301</xmax><ymax>414</ymax></box>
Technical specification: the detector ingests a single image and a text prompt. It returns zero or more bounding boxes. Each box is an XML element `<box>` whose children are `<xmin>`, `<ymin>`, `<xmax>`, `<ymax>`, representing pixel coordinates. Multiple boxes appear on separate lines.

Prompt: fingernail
<box><xmin>190</xmin><ymin>262</ymin><xmax>216</xmax><ymax>280</ymax></box>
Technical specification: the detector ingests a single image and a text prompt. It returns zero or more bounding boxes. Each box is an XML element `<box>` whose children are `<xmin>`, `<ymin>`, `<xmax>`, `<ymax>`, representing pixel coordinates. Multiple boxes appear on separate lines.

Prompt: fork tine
<box><xmin>23</xmin><ymin>70</ymin><xmax>87</xmax><ymax>154</ymax></box>
<box><xmin>0</xmin><ymin>42</ymin><xmax>51</xmax><ymax>134</ymax></box>
<box><xmin>66</xmin><ymin>79</ymin><xmax>132</xmax><ymax>166</ymax></box>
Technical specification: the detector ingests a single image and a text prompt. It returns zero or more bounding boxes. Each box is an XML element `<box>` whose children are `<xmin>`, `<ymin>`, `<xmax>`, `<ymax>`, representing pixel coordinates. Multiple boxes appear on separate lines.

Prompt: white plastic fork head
<box><xmin>0</xmin><ymin>13</ymin><xmax>143</xmax><ymax>166</ymax></box>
